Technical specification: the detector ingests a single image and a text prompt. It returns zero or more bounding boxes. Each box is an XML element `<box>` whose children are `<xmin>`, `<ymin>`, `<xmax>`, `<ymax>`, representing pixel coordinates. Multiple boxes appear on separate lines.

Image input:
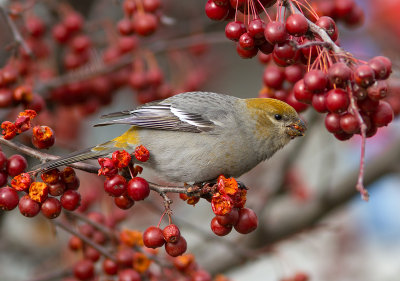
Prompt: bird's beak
<box><xmin>287</xmin><ymin>119</ymin><xmax>306</xmax><ymax>139</ymax></box>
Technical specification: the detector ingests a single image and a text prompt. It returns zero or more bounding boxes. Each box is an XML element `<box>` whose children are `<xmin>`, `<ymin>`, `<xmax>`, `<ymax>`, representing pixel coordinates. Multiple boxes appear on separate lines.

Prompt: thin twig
<box><xmin>52</xmin><ymin>218</ymin><xmax>116</xmax><ymax>261</ymax></box>
<box><xmin>0</xmin><ymin>4</ymin><xmax>33</xmax><ymax>57</ymax></box>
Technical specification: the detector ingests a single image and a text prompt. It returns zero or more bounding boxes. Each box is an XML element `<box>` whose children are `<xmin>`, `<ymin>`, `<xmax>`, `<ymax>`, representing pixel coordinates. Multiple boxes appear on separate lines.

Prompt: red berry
<box><xmin>143</xmin><ymin>0</ymin><xmax>161</xmax><ymax>12</ymax></box>
<box><xmin>118</xmin><ymin>269</ymin><xmax>141</xmax><ymax>281</ymax></box>
<box><xmin>340</xmin><ymin>113</ymin><xmax>359</xmax><ymax>134</ymax></box>
<box><xmin>0</xmin><ymin>171</ymin><xmax>6</xmax><ymax>187</ymax></box>
<box><xmin>286</xmin><ymin>91</ymin><xmax>309</xmax><ymax>113</ymax></box>
<box><xmin>236</xmin><ymin>44</ymin><xmax>258</xmax><ymax>59</ymax></box>
<box><xmin>116</xmin><ymin>248</ymin><xmax>134</xmax><ymax>268</ymax></box>
<box><xmin>73</xmin><ymin>259</ymin><xmax>94</xmax><ymax>281</ymax></box>
<box><xmin>354</xmin><ymin>64</ymin><xmax>375</xmax><ymax>88</ymax></box>
<box><xmin>48</xmin><ymin>181</ymin><xmax>66</xmax><ymax>196</ymax></box>
<box><xmin>127</xmin><ymin>177</ymin><xmax>150</xmax><ymax>201</ymax></box>
<box><xmin>84</xmin><ymin>246</ymin><xmax>101</xmax><ymax>262</ymax></box>
<box><xmin>325</xmin><ymin>113</ymin><xmax>342</xmax><ymax>133</ymax></box>
<box><xmin>60</xmin><ymin>190</ymin><xmax>81</xmax><ymax>211</ymax></box>
<box><xmin>286</xmin><ymin>14</ymin><xmax>309</xmax><ymax>36</ymax></box>
<box><xmin>0</xmin><ymin>88</ymin><xmax>13</xmax><ymax>108</ymax></box>
<box><xmin>211</xmin><ymin>216</ymin><xmax>232</xmax><ymax>236</ymax></box>
<box><xmin>123</xmin><ymin>0</ymin><xmax>137</xmax><ymax>15</ymax></box>
<box><xmin>304</xmin><ymin>70</ymin><xmax>328</xmax><ymax>92</ymax></box>
<box><xmin>264</xmin><ymin>21</ymin><xmax>287</xmax><ymax>44</ymax></box>
<box><xmin>368</xmin><ymin>56</ymin><xmax>392</xmax><ymax>80</ymax></box>
<box><xmin>25</xmin><ymin>16</ymin><xmax>45</xmax><ymax>37</ymax></box>
<box><xmin>0</xmin><ymin>151</ymin><xmax>6</xmax><ymax>169</ymax></box>
<box><xmin>41</xmin><ymin>197</ymin><xmax>62</xmax><ymax>219</ymax></box>
<box><xmin>326</xmin><ymin>88</ymin><xmax>349</xmax><ymax>113</ymax></box>
<box><xmin>118</xmin><ymin>18</ymin><xmax>134</xmax><ymax>35</ymax></box>
<box><xmin>327</xmin><ymin>62</ymin><xmax>352</xmax><ymax>87</ymax></box>
<box><xmin>315</xmin><ymin>16</ymin><xmax>338</xmax><ymax>41</ymax></box>
<box><xmin>0</xmin><ymin>187</ymin><xmax>19</xmax><ymax>211</ymax></box>
<box><xmin>104</xmin><ymin>175</ymin><xmax>127</xmax><ymax>197</ymax></box>
<box><xmin>7</xmin><ymin>154</ymin><xmax>27</xmax><ymax>177</ymax></box>
<box><xmin>343</xmin><ymin>4</ymin><xmax>364</xmax><ymax>27</ymax></box>
<box><xmin>263</xmin><ymin>65</ymin><xmax>285</xmax><ymax>89</ymax></box>
<box><xmin>205</xmin><ymin>0</ymin><xmax>229</xmax><ymax>21</ymax></box>
<box><xmin>273</xmin><ymin>41</ymin><xmax>300</xmax><ymax>66</ymax></box>
<box><xmin>163</xmin><ymin>224</ymin><xmax>181</xmax><ymax>243</ymax></box>
<box><xmin>372</xmin><ymin>101</ymin><xmax>394</xmax><ymax>127</ymax></box>
<box><xmin>70</xmin><ymin>35</ymin><xmax>91</xmax><ymax>53</ymax></box>
<box><xmin>165</xmin><ymin>236</ymin><xmax>187</xmax><ymax>257</ymax></box>
<box><xmin>247</xmin><ymin>19</ymin><xmax>265</xmax><ymax>39</ymax></box>
<box><xmin>258</xmin><ymin>41</ymin><xmax>274</xmax><ymax>54</ymax></box>
<box><xmin>293</xmin><ymin>79</ymin><xmax>313</xmax><ymax>104</ymax></box>
<box><xmin>69</xmin><ymin>236</ymin><xmax>83</xmax><ymax>251</ymax></box>
<box><xmin>18</xmin><ymin>195</ymin><xmax>40</xmax><ymax>217</ymax></box>
<box><xmin>334</xmin><ymin>0</ymin><xmax>355</xmax><ymax>18</ymax></box>
<box><xmin>285</xmin><ymin>64</ymin><xmax>304</xmax><ymax>83</ymax></box>
<box><xmin>358</xmin><ymin>97</ymin><xmax>379</xmax><ymax>113</ymax></box>
<box><xmin>143</xmin><ymin>226</ymin><xmax>165</xmax><ymax>248</ymax></box>
<box><xmin>52</xmin><ymin>24</ymin><xmax>69</xmax><ymax>43</ymax></box>
<box><xmin>234</xmin><ymin>208</ymin><xmax>258</xmax><ymax>234</ymax></box>
<box><xmin>239</xmin><ymin>32</ymin><xmax>255</xmax><ymax>50</ymax></box>
<box><xmin>103</xmin><ymin>258</ymin><xmax>118</xmax><ymax>275</ymax></box>
<box><xmin>132</xmin><ymin>12</ymin><xmax>158</xmax><ymax>36</ymax></box>
<box><xmin>334</xmin><ymin>131</ymin><xmax>353</xmax><ymax>141</ymax></box>
<box><xmin>225</xmin><ymin>21</ymin><xmax>246</xmax><ymax>41</ymax></box>
<box><xmin>216</xmin><ymin>208</ymin><xmax>239</xmax><ymax>226</ymax></box>
<box><xmin>63</xmin><ymin>12</ymin><xmax>84</xmax><ymax>33</ymax></box>
<box><xmin>114</xmin><ymin>194</ymin><xmax>135</xmax><ymax>209</ymax></box>
<box><xmin>367</xmin><ymin>81</ymin><xmax>388</xmax><ymax>101</ymax></box>
<box><xmin>192</xmin><ymin>270</ymin><xmax>212</xmax><ymax>281</ymax></box>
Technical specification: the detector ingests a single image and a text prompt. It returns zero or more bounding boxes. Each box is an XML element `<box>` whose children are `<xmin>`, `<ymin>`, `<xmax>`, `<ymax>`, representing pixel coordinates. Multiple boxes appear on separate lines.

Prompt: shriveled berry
<box><xmin>163</xmin><ymin>224</ymin><xmax>181</xmax><ymax>243</ymax></box>
<box><xmin>234</xmin><ymin>208</ymin><xmax>258</xmax><ymax>234</ymax></box>
<box><xmin>127</xmin><ymin>177</ymin><xmax>150</xmax><ymax>201</ymax></box>
<box><xmin>19</xmin><ymin>195</ymin><xmax>40</xmax><ymax>217</ymax></box>
<box><xmin>211</xmin><ymin>216</ymin><xmax>232</xmax><ymax>236</ymax></box>
<box><xmin>0</xmin><ymin>187</ymin><xmax>19</xmax><ymax>211</ymax></box>
<box><xmin>165</xmin><ymin>236</ymin><xmax>187</xmax><ymax>257</ymax></box>
<box><xmin>143</xmin><ymin>226</ymin><xmax>165</xmax><ymax>248</ymax></box>
<box><xmin>41</xmin><ymin>197</ymin><xmax>62</xmax><ymax>219</ymax></box>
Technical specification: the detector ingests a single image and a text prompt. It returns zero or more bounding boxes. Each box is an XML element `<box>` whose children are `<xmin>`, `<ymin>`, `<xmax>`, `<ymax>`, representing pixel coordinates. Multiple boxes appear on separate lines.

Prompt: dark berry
<box><xmin>247</xmin><ymin>19</ymin><xmax>265</xmax><ymax>39</ymax></box>
<box><xmin>41</xmin><ymin>197</ymin><xmax>62</xmax><ymax>219</ymax></box>
<box><xmin>304</xmin><ymin>70</ymin><xmax>328</xmax><ymax>92</ymax></box>
<box><xmin>340</xmin><ymin>113</ymin><xmax>359</xmax><ymax>134</ymax></box>
<box><xmin>19</xmin><ymin>195</ymin><xmax>40</xmax><ymax>217</ymax></box>
<box><xmin>216</xmin><ymin>208</ymin><xmax>239</xmax><ymax>226</ymax></box>
<box><xmin>114</xmin><ymin>194</ymin><xmax>135</xmax><ymax>209</ymax></box>
<box><xmin>325</xmin><ymin>113</ymin><xmax>342</xmax><ymax>133</ymax></box>
<box><xmin>326</xmin><ymin>88</ymin><xmax>349</xmax><ymax>113</ymax></box>
<box><xmin>367</xmin><ymin>81</ymin><xmax>388</xmax><ymax>101</ymax></box>
<box><xmin>103</xmin><ymin>258</ymin><xmax>118</xmax><ymax>275</ymax></box>
<box><xmin>354</xmin><ymin>64</ymin><xmax>375</xmax><ymax>88</ymax></box>
<box><xmin>264</xmin><ymin>21</ymin><xmax>287</xmax><ymax>44</ymax></box>
<box><xmin>127</xmin><ymin>177</ymin><xmax>150</xmax><ymax>201</ymax></box>
<box><xmin>73</xmin><ymin>259</ymin><xmax>94</xmax><ymax>281</ymax></box>
<box><xmin>60</xmin><ymin>190</ymin><xmax>81</xmax><ymax>211</ymax></box>
<box><xmin>225</xmin><ymin>21</ymin><xmax>246</xmax><ymax>41</ymax></box>
<box><xmin>116</xmin><ymin>248</ymin><xmax>134</xmax><ymax>268</ymax></box>
<box><xmin>372</xmin><ymin>101</ymin><xmax>394</xmax><ymax>127</ymax></box>
<box><xmin>239</xmin><ymin>32</ymin><xmax>255</xmax><ymax>50</ymax></box>
<box><xmin>293</xmin><ymin>79</ymin><xmax>313</xmax><ymax>104</ymax></box>
<box><xmin>205</xmin><ymin>0</ymin><xmax>229</xmax><ymax>21</ymax></box>
<box><xmin>315</xmin><ymin>16</ymin><xmax>338</xmax><ymax>41</ymax></box>
<box><xmin>327</xmin><ymin>62</ymin><xmax>352</xmax><ymax>87</ymax></box>
<box><xmin>7</xmin><ymin>154</ymin><xmax>28</xmax><ymax>177</ymax></box>
<box><xmin>104</xmin><ymin>175</ymin><xmax>127</xmax><ymax>197</ymax></box>
<box><xmin>263</xmin><ymin>65</ymin><xmax>285</xmax><ymax>89</ymax></box>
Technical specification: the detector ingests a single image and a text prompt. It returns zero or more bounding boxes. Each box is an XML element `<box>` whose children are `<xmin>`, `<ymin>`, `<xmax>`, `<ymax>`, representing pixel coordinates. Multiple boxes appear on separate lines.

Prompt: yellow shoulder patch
<box><xmin>112</xmin><ymin>127</ymin><xmax>140</xmax><ymax>148</ymax></box>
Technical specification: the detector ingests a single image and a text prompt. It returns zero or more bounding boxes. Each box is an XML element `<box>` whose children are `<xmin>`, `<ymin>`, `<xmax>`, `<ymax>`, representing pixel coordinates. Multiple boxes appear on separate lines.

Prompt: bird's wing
<box><xmin>94</xmin><ymin>91</ymin><xmax>240</xmax><ymax>132</ymax></box>
<box><xmin>94</xmin><ymin>104</ymin><xmax>216</xmax><ymax>132</ymax></box>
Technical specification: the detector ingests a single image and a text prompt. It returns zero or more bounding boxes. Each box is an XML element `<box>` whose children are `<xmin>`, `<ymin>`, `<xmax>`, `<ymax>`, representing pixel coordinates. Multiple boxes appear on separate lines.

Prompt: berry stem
<box><xmin>347</xmin><ymin>82</ymin><xmax>369</xmax><ymax>201</ymax></box>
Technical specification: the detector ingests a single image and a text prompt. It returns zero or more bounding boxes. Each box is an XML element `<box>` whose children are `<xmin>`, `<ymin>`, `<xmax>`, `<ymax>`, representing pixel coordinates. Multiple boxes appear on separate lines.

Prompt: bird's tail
<box><xmin>30</xmin><ymin>141</ymin><xmax>119</xmax><ymax>174</ymax></box>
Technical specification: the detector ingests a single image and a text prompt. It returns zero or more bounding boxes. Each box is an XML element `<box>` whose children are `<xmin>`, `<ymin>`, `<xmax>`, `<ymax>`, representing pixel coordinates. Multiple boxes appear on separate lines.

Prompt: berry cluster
<box><xmin>99</xmin><ymin>148</ymin><xmax>151</xmax><ymax>209</ymax></box>
<box><xmin>143</xmin><ymin>224</ymin><xmax>188</xmax><ymax>257</ymax></box>
<box><xmin>118</xmin><ymin>0</ymin><xmax>161</xmax><ymax>37</ymax></box>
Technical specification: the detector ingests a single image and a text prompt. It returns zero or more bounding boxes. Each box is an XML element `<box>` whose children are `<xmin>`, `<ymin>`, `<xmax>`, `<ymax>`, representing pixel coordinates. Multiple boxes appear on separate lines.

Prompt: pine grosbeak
<box><xmin>35</xmin><ymin>92</ymin><xmax>306</xmax><ymax>183</ymax></box>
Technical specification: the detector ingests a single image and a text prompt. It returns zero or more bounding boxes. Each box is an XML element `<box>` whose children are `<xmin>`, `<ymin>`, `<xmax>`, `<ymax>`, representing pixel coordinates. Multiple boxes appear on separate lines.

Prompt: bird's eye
<box><xmin>274</xmin><ymin>114</ymin><xmax>282</xmax><ymax>121</ymax></box>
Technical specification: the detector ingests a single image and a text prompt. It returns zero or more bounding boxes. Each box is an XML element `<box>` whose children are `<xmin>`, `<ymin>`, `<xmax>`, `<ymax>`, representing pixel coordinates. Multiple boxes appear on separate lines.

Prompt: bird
<box><xmin>33</xmin><ymin>91</ymin><xmax>306</xmax><ymax>183</ymax></box>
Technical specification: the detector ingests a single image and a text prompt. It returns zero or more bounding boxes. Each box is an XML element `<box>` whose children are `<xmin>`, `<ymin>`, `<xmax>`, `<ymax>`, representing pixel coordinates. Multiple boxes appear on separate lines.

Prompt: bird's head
<box><xmin>244</xmin><ymin>98</ymin><xmax>306</xmax><ymax>157</ymax></box>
